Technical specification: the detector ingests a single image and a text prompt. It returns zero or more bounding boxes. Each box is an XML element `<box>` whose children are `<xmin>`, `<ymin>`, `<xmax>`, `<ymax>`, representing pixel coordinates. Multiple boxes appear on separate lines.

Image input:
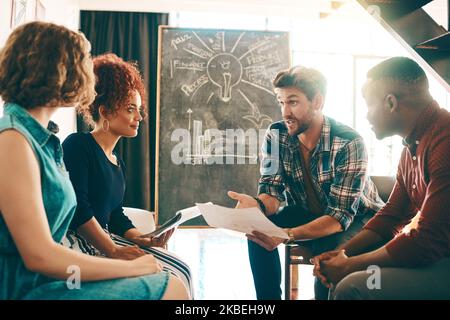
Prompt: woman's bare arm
<box><xmin>0</xmin><ymin>130</ymin><xmax>159</xmax><ymax>281</ymax></box>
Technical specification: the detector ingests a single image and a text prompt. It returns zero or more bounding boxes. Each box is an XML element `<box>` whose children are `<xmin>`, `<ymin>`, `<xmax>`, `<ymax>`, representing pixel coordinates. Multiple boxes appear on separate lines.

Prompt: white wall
<box><xmin>0</xmin><ymin>0</ymin><xmax>80</xmax><ymax>141</ymax></box>
<box><xmin>40</xmin><ymin>0</ymin><xmax>80</xmax><ymax>141</ymax></box>
<box><xmin>424</xmin><ymin>0</ymin><xmax>448</xmax><ymax>29</ymax></box>
<box><xmin>0</xmin><ymin>0</ymin><xmax>13</xmax><ymax>48</ymax></box>
<box><xmin>40</xmin><ymin>0</ymin><xmax>80</xmax><ymax>29</ymax></box>
<box><xmin>1</xmin><ymin>0</ymin><xmax>80</xmax><ymax>46</ymax></box>
<box><xmin>0</xmin><ymin>0</ymin><xmax>11</xmax><ymax>110</ymax></box>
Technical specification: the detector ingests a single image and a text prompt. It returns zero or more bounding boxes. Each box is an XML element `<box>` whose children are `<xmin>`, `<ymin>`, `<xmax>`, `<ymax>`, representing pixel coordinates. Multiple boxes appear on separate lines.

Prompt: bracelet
<box><xmin>253</xmin><ymin>196</ymin><xmax>267</xmax><ymax>214</ymax></box>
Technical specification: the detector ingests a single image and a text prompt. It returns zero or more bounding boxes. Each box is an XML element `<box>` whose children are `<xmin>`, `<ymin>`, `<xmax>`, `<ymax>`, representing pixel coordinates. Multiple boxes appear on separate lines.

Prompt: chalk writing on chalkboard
<box><xmin>157</xmin><ymin>27</ymin><xmax>290</xmax><ymax>225</ymax></box>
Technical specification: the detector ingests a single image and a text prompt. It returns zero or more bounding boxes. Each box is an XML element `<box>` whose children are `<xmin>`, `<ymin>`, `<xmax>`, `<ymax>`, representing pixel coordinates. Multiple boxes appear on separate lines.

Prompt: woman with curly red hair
<box><xmin>62</xmin><ymin>53</ymin><xmax>193</xmax><ymax>298</ymax></box>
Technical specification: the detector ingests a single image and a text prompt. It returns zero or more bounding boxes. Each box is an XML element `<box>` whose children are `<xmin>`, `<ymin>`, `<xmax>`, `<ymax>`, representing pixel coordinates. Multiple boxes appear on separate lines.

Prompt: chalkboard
<box><xmin>156</xmin><ymin>27</ymin><xmax>290</xmax><ymax>226</ymax></box>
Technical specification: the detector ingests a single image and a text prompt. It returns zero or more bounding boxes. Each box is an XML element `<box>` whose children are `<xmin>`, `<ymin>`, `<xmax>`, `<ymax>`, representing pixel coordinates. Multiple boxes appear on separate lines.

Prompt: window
<box><xmin>354</xmin><ymin>56</ymin><xmax>403</xmax><ymax>175</ymax></box>
<box><xmin>292</xmin><ymin>51</ymin><xmax>353</xmax><ymax>126</ymax></box>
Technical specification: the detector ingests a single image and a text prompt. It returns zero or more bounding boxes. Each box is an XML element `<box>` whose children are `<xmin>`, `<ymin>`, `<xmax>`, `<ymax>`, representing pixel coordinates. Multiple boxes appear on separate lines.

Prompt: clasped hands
<box><xmin>311</xmin><ymin>249</ymin><xmax>353</xmax><ymax>288</ymax></box>
<box><xmin>247</xmin><ymin>236</ymin><xmax>354</xmax><ymax>287</ymax></box>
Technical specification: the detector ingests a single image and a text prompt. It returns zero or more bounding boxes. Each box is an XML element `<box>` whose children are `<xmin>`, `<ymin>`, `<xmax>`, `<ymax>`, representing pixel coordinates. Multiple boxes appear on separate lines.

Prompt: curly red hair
<box><xmin>78</xmin><ymin>53</ymin><xmax>146</xmax><ymax>125</ymax></box>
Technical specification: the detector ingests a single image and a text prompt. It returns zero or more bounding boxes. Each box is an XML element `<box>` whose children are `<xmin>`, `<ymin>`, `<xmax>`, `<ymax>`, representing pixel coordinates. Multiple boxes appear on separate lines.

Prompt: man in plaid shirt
<box><xmin>228</xmin><ymin>66</ymin><xmax>383</xmax><ymax>300</ymax></box>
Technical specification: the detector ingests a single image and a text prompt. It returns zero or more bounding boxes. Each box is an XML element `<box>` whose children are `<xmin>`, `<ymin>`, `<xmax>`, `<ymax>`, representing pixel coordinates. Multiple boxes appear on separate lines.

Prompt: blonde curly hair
<box><xmin>0</xmin><ymin>21</ymin><xmax>95</xmax><ymax>110</ymax></box>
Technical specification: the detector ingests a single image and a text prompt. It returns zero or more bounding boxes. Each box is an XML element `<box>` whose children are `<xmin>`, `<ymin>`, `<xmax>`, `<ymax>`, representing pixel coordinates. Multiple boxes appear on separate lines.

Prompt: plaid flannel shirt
<box><xmin>258</xmin><ymin>116</ymin><xmax>384</xmax><ymax>230</ymax></box>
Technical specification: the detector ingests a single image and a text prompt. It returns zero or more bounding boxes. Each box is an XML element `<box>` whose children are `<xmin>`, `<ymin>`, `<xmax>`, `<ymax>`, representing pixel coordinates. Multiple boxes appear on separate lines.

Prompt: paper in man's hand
<box><xmin>196</xmin><ymin>203</ymin><xmax>289</xmax><ymax>239</ymax></box>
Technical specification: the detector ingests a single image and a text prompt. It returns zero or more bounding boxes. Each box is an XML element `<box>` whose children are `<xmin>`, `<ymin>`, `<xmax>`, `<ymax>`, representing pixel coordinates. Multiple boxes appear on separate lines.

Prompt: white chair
<box><xmin>123</xmin><ymin>207</ymin><xmax>156</xmax><ymax>234</ymax></box>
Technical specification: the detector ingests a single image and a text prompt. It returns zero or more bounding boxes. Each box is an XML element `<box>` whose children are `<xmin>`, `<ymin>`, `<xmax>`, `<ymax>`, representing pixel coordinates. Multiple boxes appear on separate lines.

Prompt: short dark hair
<box><xmin>0</xmin><ymin>21</ymin><xmax>95</xmax><ymax>110</ymax></box>
<box><xmin>367</xmin><ymin>57</ymin><xmax>427</xmax><ymax>85</ymax></box>
<box><xmin>272</xmin><ymin>66</ymin><xmax>327</xmax><ymax>101</ymax></box>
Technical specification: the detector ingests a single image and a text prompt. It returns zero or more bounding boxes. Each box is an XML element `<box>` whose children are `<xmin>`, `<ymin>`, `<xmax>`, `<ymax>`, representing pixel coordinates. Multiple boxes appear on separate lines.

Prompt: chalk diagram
<box><xmin>165</xmin><ymin>29</ymin><xmax>288</xmax><ymax>165</ymax></box>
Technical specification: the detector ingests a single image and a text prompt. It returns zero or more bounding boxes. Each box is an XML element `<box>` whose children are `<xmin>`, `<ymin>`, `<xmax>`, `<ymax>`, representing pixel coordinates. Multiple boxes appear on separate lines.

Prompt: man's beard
<box><xmin>284</xmin><ymin>118</ymin><xmax>310</xmax><ymax>136</ymax></box>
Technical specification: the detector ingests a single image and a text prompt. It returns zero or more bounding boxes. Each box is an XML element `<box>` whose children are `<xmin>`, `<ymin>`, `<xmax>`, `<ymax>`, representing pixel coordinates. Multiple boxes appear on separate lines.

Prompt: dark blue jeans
<box><xmin>248</xmin><ymin>205</ymin><xmax>372</xmax><ymax>300</ymax></box>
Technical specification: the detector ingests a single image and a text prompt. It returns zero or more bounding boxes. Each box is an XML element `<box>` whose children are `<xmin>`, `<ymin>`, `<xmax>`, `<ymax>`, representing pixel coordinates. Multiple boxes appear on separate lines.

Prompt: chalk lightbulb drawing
<box><xmin>169</xmin><ymin>30</ymin><xmax>279</xmax><ymax>116</ymax></box>
<box><xmin>166</xmin><ymin>30</ymin><xmax>288</xmax><ymax>164</ymax></box>
<box><xmin>206</xmin><ymin>53</ymin><xmax>243</xmax><ymax>102</ymax></box>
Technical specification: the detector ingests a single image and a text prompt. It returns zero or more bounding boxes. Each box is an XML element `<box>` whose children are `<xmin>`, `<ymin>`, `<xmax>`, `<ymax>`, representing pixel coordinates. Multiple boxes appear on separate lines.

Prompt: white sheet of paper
<box><xmin>177</xmin><ymin>202</ymin><xmax>211</xmax><ymax>224</ymax></box>
<box><xmin>196</xmin><ymin>203</ymin><xmax>289</xmax><ymax>239</ymax></box>
<box><xmin>140</xmin><ymin>203</ymin><xmax>209</xmax><ymax>238</ymax></box>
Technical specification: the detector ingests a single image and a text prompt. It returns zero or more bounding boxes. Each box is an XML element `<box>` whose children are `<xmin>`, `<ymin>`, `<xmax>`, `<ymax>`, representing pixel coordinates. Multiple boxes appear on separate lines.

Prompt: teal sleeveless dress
<box><xmin>0</xmin><ymin>103</ymin><xmax>169</xmax><ymax>300</ymax></box>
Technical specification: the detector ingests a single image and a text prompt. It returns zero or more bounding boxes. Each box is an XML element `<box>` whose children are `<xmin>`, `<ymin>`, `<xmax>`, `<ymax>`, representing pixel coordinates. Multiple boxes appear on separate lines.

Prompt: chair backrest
<box><xmin>370</xmin><ymin>175</ymin><xmax>396</xmax><ymax>203</ymax></box>
<box><xmin>123</xmin><ymin>207</ymin><xmax>156</xmax><ymax>233</ymax></box>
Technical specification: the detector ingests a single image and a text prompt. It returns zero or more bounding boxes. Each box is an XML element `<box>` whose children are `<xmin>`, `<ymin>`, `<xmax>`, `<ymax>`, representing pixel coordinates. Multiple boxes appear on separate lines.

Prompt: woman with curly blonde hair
<box><xmin>0</xmin><ymin>21</ymin><xmax>188</xmax><ymax>300</ymax></box>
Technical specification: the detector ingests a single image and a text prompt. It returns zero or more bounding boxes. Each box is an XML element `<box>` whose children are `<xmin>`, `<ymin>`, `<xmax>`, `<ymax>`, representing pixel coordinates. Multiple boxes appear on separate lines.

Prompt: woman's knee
<box><xmin>162</xmin><ymin>275</ymin><xmax>191</xmax><ymax>300</ymax></box>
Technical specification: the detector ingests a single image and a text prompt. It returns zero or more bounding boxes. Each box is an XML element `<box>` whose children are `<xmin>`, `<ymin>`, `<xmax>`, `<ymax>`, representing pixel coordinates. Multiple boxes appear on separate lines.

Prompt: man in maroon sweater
<box><xmin>312</xmin><ymin>57</ymin><xmax>450</xmax><ymax>299</ymax></box>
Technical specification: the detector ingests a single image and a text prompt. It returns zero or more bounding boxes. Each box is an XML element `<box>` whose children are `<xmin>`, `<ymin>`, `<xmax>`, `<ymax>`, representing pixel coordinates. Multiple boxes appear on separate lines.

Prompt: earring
<box><xmin>101</xmin><ymin>119</ymin><xmax>110</xmax><ymax>132</ymax></box>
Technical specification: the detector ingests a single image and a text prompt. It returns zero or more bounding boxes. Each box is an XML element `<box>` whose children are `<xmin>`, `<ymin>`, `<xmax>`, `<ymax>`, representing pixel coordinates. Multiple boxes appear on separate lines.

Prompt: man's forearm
<box><xmin>258</xmin><ymin>193</ymin><xmax>281</xmax><ymax>216</ymax></box>
<box><xmin>347</xmin><ymin>246</ymin><xmax>396</xmax><ymax>274</ymax></box>
<box><xmin>292</xmin><ymin>215</ymin><xmax>342</xmax><ymax>240</ymax></box>
<box><xmin>339</xmin><ymin>229</ymin><xmax>387</xmax><ymax>257</ymax></box>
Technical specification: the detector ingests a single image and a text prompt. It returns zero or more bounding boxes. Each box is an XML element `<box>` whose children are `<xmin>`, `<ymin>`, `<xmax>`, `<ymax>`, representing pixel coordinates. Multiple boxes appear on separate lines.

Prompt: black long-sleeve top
<box><xmin>62</xmin><ymin>132</ymin><xmax>134</xmax><ymax>236</ymax></box>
